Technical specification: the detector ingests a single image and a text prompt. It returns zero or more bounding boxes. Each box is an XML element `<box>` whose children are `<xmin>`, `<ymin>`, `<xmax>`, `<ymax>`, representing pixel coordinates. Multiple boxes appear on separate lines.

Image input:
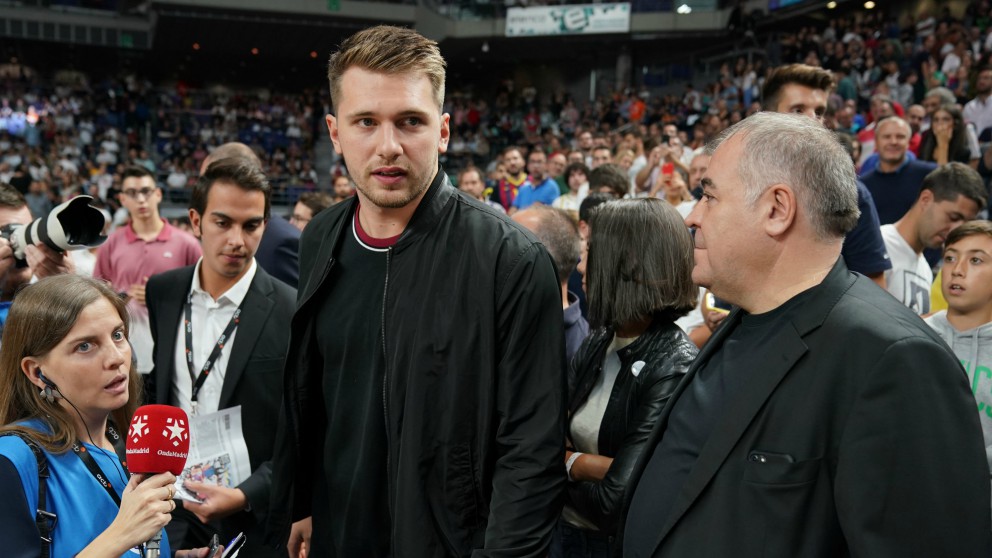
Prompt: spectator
<box><xmin>919</xmin><ymin>104</ymin><xmax>978</xmax><ymax>166</ymax></box>
<box><xmin>925</xmin><ymin>220</ymin><xmax>992</xmax><ymax>508</ymax></box>
<box><xmin>882</xmin><ymin>163</ymin><xmax>986</xmax><ymax>314</ymax></box>
<box><xmin>512</xmin><ymin>205</ymin><xmax>587</xmax><ymax>360</ymax></box>
<box><xmin>290</xmin><ymin>191</ymin><xmax>333</xmax><ymax>232</ymax></box>
<box><xmin>510</xmin><ymin>149</ymin><xmax>559</xmax><ymax>214</ymax></box>
<box><xmin>93</xmin><ymin>165</ymin><xmax>201</xmax><ymax>377</ymax></box>
<box><xmin>861</xmin><ymin>116</ymin><xmax>938</xmax><ymax>224</ymax></box>
<box><xmin>553</xmin><ymin>199</ymin><xmax>697</xmax><ymax>556</ymax></box>
<box><xmin>552</xmin><ymin>162</ymin><xmax>590</xmax><ymax>221</ymax></box>
<box><xmin>331</xmin><ymin>175</ymin><xmax>354</xmax><ymax>205</ymax></box>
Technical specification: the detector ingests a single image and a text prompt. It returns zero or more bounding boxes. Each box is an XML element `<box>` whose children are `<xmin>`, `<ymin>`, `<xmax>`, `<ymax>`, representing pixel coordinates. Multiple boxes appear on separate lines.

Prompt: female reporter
<box><xmin>553</xmin><ymin>199</ymin><xmax>698</xmax><ymax>557</ymax></box>
<box><xmin>0</xmin><ymin>275</ymin><xmax>209</xmax><ymax>558</ymax></box>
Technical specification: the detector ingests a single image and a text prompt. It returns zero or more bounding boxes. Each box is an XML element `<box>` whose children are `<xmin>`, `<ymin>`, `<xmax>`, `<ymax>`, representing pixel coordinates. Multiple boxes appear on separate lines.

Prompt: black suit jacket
<box><xmin>255</xmin><ymin>214</ymin><xmax>300</xmax><ymax>289</ymax></box>
<box><xmin>146</xmin><ymin>263</ymin><xmax>296</xmax><ymax>557</ymax></box>
<box><xmin>617</xmin><ymin>259</ymin><xmax>990</xmax><ymax>557</ymax></box>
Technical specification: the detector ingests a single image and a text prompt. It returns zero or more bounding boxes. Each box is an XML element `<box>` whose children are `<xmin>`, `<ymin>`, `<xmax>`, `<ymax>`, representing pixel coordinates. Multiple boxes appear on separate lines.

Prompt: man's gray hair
<box><xmin>706</xmin><ymin>112</ymin><xmax>860</xmax><ymax>240</ymax></box>
<box><xmin>925</xmin><ymin>87</ymin><xmax>957</xmax><ymax>106</ymax></box>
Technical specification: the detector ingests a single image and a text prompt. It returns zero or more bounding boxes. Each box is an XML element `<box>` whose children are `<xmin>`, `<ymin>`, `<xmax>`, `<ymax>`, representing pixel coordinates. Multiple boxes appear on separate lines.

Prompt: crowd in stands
<box><xmin>0</xmin><ymin>73</ymin><xmax>327</xmax><ymax>225</ymax></box>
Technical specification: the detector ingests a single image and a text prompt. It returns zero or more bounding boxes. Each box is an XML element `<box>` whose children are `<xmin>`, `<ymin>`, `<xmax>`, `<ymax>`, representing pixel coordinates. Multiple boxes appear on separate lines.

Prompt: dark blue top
<box><xmin>563</xmin><ymin>292</ymin><xmax>589</xmax><ymax>362</ymax></box>
<box><xmin>861</xmin><ymin>159</ymin><xmax>938</xmax><ymax>225</ymax></box>
<box><xmin>842</xmin><ymin>180</ymin><xmax>892</xmax><ymax>276</ymax></box>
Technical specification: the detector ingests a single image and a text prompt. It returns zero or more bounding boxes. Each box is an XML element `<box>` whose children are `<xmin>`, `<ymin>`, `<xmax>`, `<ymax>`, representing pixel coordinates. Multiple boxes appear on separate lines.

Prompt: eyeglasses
<box><xmin>290</xmin><ymin>214</ymin><xmax>311</xmax><ymax>225</ymax></box>
<box><xmin>121</xmin><ymin>187</ymin><xmax>156</xmax><ymax>200</ymax></box>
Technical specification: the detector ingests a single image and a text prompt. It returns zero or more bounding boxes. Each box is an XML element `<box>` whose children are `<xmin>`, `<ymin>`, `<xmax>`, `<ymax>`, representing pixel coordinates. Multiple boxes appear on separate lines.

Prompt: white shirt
<box><xmin>881</xmin><ymin>224</ymin><xmax>933</xmax><ymax>315</ymax></box>
<box><xmin>171</xmin><ymin>258</ymin><xmax>257</xmax><ymax>415</ymax></box>
<box><xmin>563</xmin><ymin>333</ymin><xmax>638</xmax><ymax>530</ymax></box>
<box><xmin>964</xmin><ymin>95</ymin><xmax>992</xmax><ymax>138</ymax></box>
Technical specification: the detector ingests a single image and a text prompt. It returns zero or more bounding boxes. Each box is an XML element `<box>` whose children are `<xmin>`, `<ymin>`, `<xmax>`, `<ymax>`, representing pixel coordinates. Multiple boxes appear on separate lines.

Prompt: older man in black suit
<box><xmin>619</xmin><ymin>112</ymin><xmax>990</xmax><ymax>557</ymax></box>
<box><xmin>147</xmin><ymin>158</ymin><xmax>295</xmax><ymax>558</ymax></box>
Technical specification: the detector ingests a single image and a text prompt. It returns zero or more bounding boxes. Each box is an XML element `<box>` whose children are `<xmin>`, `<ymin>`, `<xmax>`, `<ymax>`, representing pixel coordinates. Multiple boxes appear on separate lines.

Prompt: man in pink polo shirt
<box><xmin>94</xmin><ymin>165</ymin><xmax>200</xmax><ymax>376</ymax></box>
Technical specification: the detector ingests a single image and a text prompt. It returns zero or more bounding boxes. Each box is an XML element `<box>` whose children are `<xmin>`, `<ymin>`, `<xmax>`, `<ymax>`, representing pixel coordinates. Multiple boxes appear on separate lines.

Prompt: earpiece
<box><xmin>37</xmin><ymin>369</ymin><xmax>57</xmax><ymax>389</ymax></box>
<box><xmin>37</xmin><ymin>369</ymin><xmax>61</xmax><ymax>404</ymax></box>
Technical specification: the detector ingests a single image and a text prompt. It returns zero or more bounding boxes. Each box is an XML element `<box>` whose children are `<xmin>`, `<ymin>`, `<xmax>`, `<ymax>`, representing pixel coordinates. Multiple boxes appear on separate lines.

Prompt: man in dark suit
<box><xmin>200</xmin><ymin>142</ymin><xmax>300</xmax><ymax>288</ymax></box>
<box><xmin>619</xmin><ymin>112</ymin><xmax>990</xmax><ymax>557</ymax></box>
<box><xmin>147</xmin><ymin>158</ymin><xmax>295</xmax><ymax>558</ymax></box>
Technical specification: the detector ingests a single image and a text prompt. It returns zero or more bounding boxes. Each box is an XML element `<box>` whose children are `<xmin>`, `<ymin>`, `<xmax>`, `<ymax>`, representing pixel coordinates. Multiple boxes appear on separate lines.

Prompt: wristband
<box><xmin>566</xmin><ymin>452</ymin><xmax>583</xmax><ymax>482</ymax></box>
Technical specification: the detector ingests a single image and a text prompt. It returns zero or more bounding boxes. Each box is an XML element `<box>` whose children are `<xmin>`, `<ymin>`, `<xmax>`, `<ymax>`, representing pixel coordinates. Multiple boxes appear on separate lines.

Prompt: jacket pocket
<box><xmin>744</xmin><ymin>455</ymin><xmax>831</xmax><ymax>557</ymax></box>
<box><xmin>743</xmin><ymin>452</ymin><xmax>820</xmax><ymax>485</ymax></box>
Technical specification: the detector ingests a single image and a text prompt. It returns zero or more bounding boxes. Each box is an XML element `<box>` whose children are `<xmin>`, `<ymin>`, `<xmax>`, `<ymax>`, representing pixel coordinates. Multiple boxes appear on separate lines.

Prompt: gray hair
<box><xmin>706</xmin><ymin>112</ymin><xmax>860</xmax><ymax>240</ymax></box>
<box><xmin>925</xmin><ymin>87</ymin><xmax>957</xmax><ymax>106</ymax></box>
<box><xmin>519</xmin><ymin>205</ymin><xmax>581</xmax><ymax>284</ymax></box>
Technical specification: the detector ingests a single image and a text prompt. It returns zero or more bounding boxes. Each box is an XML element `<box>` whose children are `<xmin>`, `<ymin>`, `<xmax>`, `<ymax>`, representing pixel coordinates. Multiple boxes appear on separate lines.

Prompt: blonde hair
<box><xmin>328</xmin><ymin>25</ymin><xmax>446</xmax><ymax>112</ymax></box>
<box><xmin>0</xmin><ymin>275</ymin><xmax>142</xmax><ymax>454</ymax></box>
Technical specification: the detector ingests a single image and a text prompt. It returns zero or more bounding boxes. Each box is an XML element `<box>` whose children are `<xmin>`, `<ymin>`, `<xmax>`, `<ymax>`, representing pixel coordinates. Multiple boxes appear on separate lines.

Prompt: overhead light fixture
<box><xmin>864</xmin><ymin>0</ymin><xmax>875</xmax><ymax>8</ymax></box>
<box><xmin>481</xmin><ymin>41</ymin><xmax>489</xmax><ymax>53</ymax></box>
<box><xmin>677</xmin><ymin>3</ymin><xmax>692</xmax><ymax>14</ymax></box>
<box><xmin>826</xmin><ymin>1</ymin><xmax>836</xmax><ymax>8</ymax></box>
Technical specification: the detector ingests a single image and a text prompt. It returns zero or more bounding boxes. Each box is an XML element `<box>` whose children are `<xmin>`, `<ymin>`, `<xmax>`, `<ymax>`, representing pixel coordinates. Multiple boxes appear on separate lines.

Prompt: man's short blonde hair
<box><xmin>328</xmin><ymin>25</ymin><xmax>446</xmax><ymax>112</ymax></box>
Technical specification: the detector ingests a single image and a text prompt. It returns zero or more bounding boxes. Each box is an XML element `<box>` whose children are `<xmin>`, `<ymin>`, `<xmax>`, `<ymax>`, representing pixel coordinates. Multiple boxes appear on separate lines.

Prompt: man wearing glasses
<box><xmin>94</xmin><ymin>165</ymin><xmax>201</xmax><ymax>376</ymax></box>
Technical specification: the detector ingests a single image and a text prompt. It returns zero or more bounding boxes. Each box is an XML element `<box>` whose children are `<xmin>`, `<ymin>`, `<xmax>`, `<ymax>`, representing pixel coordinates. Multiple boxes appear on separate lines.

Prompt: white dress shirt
<box><xmin>172</xmin><ymin>258</ymin><xmax>257</xmax><ymax>415</ymax></box>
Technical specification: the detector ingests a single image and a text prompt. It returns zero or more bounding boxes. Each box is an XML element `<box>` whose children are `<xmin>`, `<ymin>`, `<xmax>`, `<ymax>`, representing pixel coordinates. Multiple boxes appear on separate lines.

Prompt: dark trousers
<box><xmin>548</xmin><ymin>520</ymin><xmax>612</xmax><ymax>558</ymax></box>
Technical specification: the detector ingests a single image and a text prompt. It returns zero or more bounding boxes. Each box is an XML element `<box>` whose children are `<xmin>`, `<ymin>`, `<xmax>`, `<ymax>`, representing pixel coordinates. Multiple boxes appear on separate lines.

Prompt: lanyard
<box><xmin>70</xmin><ymin>423</ymin><xmax>129</xmax><ymax>507</ymax></box>
<box><xmin>184</xmin><ymin>291</ymin><xmax>245</xmax><ymax>414</ymax></box>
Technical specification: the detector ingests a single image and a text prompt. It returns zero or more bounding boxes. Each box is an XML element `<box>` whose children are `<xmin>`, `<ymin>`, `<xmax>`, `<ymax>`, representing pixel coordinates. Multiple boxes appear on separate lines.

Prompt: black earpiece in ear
<box><xmin>37</xmin><ymin>369</ymin><xmax>57</xmax><ymax>389</ymax></box>
<box><xmin>37</xmin><ymin>369</ymin><xmax>61</xmax><ymax>403</ymax></box>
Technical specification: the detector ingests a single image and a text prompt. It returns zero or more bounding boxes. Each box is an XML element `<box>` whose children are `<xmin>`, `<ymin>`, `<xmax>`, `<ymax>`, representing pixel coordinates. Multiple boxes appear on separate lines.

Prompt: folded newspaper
<box><xmin>172</xmin><ymin>406</ymin><xmax>252</xmax><ymax>503</ymax></box>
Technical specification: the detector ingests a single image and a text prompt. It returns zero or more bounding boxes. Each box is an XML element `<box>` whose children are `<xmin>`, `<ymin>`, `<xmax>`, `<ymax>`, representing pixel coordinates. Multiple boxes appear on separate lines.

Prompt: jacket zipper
<box><xmin>381</xmin><ymin>246</ymin><xmax>394</xmax><ymax>532</ymax></box>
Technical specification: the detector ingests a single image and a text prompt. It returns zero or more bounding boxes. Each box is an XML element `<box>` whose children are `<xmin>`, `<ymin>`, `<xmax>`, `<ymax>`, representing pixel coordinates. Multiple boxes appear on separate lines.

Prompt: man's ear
<box><xmin>762</xmin><ymin>184</ymin><xmax>797</xmax><ymax>237</ymax></box>
<box><xmin>327</xmin><ymin>114</ymin><xmax>343</xmax><ymax>155</ymax></box>
<box><xmin>438</xmin><ymin>113</ymin><xmax>451</xmax><ymax>154</ymax></box>
<box><xmin>917</xmin><ymin>188</ymin><xmax>935</xmax><ymax>208</ymax></box>
<box><xmin>189</xmin><ymin>209</ymin><xmax>202</xmax><ymax>239</ymax></box>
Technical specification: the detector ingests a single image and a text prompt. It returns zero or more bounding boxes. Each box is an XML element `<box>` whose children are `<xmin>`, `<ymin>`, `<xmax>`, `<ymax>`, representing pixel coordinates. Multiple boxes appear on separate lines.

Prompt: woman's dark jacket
<box><xmin>566</xmin><ymin>315</ymin><xmax>697</xmax><ymax>533</ymax></box>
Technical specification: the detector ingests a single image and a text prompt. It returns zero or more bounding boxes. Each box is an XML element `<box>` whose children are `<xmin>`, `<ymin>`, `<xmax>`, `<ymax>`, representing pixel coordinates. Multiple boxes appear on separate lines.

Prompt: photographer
<box><xmin>0</xmin><ymin>185</ymin><xmax>76</xmax><ymax>328</ymax></box>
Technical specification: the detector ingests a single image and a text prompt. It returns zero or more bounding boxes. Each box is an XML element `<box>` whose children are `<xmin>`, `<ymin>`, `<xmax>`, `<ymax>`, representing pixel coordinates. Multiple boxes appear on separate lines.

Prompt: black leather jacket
<box><xmin>566</xmin><ymin>314</ymin><xmax>697</xmax><ymax>533</ymax></box>
<box><xmin>268</xmin><ymin>169</ymin><xmax>567</xmax><ymax>557</ymax></box>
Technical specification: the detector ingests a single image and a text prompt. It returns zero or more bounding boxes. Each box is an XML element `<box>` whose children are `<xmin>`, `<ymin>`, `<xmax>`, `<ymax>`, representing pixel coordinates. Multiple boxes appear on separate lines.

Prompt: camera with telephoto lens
<box><xmin>0</xmin><ymin>195</ymin><xmax>107</xmax><ymax>265</ymax></box>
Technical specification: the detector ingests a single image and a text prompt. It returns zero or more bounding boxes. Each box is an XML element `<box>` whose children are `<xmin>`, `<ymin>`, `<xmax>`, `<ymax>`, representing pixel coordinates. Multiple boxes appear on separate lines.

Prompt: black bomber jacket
<box><xmin>268</xmin><ymin>169</ymin><xmax>568</xmax><ymax>557</ymax></box>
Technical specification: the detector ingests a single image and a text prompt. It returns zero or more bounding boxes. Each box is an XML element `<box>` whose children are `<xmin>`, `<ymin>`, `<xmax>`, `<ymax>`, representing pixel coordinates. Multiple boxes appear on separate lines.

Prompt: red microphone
<box><xmin>126</xmin><ymin>405</ymin><xmax>190</xmax><ymax>558</ymax></box>
<box><xmin>126</xmin><ymin>404</ymin><xmax>190</xmax><ymax>475</ymax></box>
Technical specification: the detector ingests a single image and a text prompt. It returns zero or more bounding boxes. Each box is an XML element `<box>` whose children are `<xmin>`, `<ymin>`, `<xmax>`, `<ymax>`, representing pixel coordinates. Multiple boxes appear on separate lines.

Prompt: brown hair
<box><xmin>328</xmin><ymin>25</ymin><xmax>446</xmax><ymax>112</ymax></box>
<box><xmin>945</xmin><ymin>219</ymin><xmax>992</xmax><ymax>249</ymax></box>
<box><xmin>0</xmin><ymin>275</ymin><xmax>142</xmax><ymax>454</ymax></box>
<box><xmin>297</xmin><ymin>191</ymin><xmax>334</xmax><ymax>217</ymax></box>
<box><xmin>587</xmin><ymin>199</ymin><xmax>697</xmax><ymax>329</ymax></box>
<box><xmin>762</xmin><ymin>64</ymin><xmax>834</xmax><ymax>111</ymax></box>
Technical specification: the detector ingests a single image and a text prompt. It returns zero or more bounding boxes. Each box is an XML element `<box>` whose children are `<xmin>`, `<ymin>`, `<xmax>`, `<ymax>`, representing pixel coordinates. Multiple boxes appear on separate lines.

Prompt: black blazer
<box><xmin>146</xmin><ymin>263</ymin><xmax>296</xmax><ymax>557</ymax></box>
<box><xmin>616</xmin><ymin>259</ymin><xmax>991</xmax><ymax>557</ymax></box>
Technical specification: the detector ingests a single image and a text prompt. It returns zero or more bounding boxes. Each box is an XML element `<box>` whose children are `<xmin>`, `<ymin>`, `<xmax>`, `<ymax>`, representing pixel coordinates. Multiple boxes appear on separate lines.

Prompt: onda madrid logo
<box><xmin>165</xmin><ymin>417</ymin><xmax>189</xmax><ymax>447</ymax></box>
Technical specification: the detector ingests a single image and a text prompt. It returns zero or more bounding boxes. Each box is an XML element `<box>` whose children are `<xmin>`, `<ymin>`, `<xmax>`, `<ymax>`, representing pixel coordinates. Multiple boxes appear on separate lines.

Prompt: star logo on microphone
<box><xmin>129</xmin><ymin>415</ymin><xmax>149</xmax><ymax>443</ymax></box>
<box><xmin>164</xmin><ymin>417</ymin><xmax>188</xmax><ymax>447</ymax></box>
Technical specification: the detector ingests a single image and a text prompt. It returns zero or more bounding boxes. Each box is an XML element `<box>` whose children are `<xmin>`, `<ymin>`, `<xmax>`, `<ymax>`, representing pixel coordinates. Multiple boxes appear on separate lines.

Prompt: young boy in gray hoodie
<box><xmin>925</xmin><ymin>220</ymin><xmax>992</xmax><ymax>500</ymax></box>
